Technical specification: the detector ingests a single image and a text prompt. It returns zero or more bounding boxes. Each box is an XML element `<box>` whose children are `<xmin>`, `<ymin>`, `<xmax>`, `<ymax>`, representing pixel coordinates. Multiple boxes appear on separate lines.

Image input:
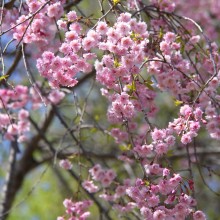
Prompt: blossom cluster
<box><xmin>82</xmin><ymin>164</ymin><xmax>116</xmax><ymax>191</ymax></box>
<box><xmin>11</xmin><ymin>0</ymin><xmax>64</xmax><ymax>45</ymax></box>
<box><xmin>125</xmin><ymin>176</ymin><xmax>197</xmax><ymax>220</ymax></box>
<box><xmin>40</xmin><ymin>6</ymin><xmax>212</xmax><ymax>218</ymax></box>
<box><xmin>0</xmin><ymin>85</ymin><xmax>64</xmax><ymax>142</ymax></box>
<box><xmin>175</xmin><ymin>0</ymin><xmax>220</xmax><ymax>40</ymax></box>
<box><xmin>59</xmin><ymin>159</ymin><xmax>73</xmax><ymax>170</ymax></box>
<box><xmin>36</xmin><ymin>10</ymin><xmax>97</xmax><ymax>88</ymax></box>
<box><xmin>57</xmin><ymin>199</ymin><xmax>93</xmax><ymax>220</ymax></box>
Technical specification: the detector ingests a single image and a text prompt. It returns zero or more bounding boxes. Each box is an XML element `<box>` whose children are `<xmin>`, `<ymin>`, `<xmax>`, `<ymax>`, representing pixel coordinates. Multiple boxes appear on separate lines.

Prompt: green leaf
<box><xmin>67</xmin><ymin>154</ymin><xmax>78</xmax><ymax>160</ymax></box>
<box><xmin>114</xmin><ymin>58</ymin><xmax>120</xmax><ymax>68</ymax></box>
<box><xmin>94</xmin><ymin>115</ymin><xmax>100</xmax><ymax>121</ymax></box>
<box><xmin>174</xmin><ymin>99</ymin><xmax>183</xmax><ymax>106</ymax></box>
<box><xmin>126</xmin><ymin>81</ymin><xmax>136</xmax><ymax>93</ymax></box>
<box><xmin>130</xmin><ymin>31</ymin><xmax>143</xmax><ymax>41</ymax></box>
<box><xmin>144</xmin><ymin>78</ymin><xmax>154</xmax><ymax>90</ymax></box>
<box><xmin>159</xmin><ymin>28</ymin><xmax>164</xmax><ymax>39</ymax></box>
<box><xmin>144</xmin><ymin>180</ymin><xmax>150</xmax><ymax>186</ymax></box>
<box><xmin>113</xmin><ymin>0</ymin><xmax>120</xmax><ymax>5</ymax></box>
<box><xmin>180</xmin><ymin>43</ymin><xmax>185</xmax><ymax>54</ymax></box>
<box><xmin>119</xmin><ymin>144</ymin><xmax>131</xmax><ymax>151</ymax></box>
<box><xmin>129</xmin><ymin>95</ymin><xmax>138</xmax><ymax>100</ymax></box>
<box><xmin>176</xmin><ymin>36</ymin><xmax>185</xmax><ymax>54</ymax></box>
<box><xmin>167</xmin><ymin>150</ymin><xmax>174</xmax><ymax>156</ymax></box>
<box><xmin>0</xmin><ymin>74</ymin><xmax>9</xmax><ymax>81</ymax></box>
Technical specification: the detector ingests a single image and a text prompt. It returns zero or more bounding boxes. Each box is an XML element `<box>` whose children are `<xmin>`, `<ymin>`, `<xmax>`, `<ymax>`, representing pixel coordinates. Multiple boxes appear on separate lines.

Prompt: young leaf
<box><xmin>0</xmin><ymin>74</ymin><xmax>9</xmax><ymax>81</ymax></box>
<box><xmin>174</xmin><ymin>99</ymin><xmax>183</xmax><ymax>106</ymax></box>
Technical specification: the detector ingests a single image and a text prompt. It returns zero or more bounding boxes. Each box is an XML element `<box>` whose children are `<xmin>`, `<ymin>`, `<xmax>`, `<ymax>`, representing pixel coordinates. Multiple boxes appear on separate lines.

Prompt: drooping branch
<box><xmin>0</xmin><ymin>66</ymin><xmax>96</xmax><ymax>220</ymax></box>
<box><xmin>0</xmin><ymin>110</ymin><xmax>54</xmax><ymax>219</ymax></box>
<box><xmin>0</xmin><ymin>141</ymin><xmax>27</xmax><ymax>220</ymax></box>
<box><xmin>0</xmin><ymin>46</ymin><xmax>22</xmax><ymax>87</ymax></box>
